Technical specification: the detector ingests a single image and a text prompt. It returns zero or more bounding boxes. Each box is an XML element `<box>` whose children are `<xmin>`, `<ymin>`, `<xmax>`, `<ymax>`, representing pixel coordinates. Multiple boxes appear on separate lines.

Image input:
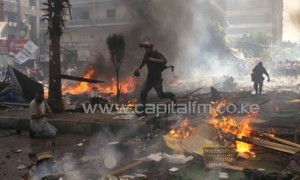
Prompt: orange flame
<box><xmin>126</xmin><ymin>98</ymin><xmax>138</xmax><ymax>109</ymax></box>
<box><xmin>62</xmin><ymin>67</ymin><xmax>136</xmax><ymax>95</ymax></box>
<box><xmin>63</xmin><ymin>68</ymin><xmax>95</xmax><ymax>94</ymax></box>
<box><xmin>208</xmin><ymin>100</ymin><xmax>256</xmax><ymax>159</ymax></box>
<box><xmin>168</xmin><ymin>118</ymin><xmax>195</xmax><ymax>140</ymax></box>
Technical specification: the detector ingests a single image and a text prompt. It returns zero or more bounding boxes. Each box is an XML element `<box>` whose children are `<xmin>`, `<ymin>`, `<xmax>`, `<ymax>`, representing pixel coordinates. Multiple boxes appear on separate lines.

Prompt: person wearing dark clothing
<box><xmin>134</xmin><ymin>40</ymin><xmax>175</xmax><ymax>111</ymax></box>
<box><xmin>251</xmin><ymin>62</ymin><xmax>270</xmax><ymax>95</ymax></box>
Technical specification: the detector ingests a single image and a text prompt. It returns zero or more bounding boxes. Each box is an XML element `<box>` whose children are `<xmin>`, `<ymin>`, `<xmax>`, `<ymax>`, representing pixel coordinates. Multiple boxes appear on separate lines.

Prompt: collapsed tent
<box><xmin>0</xmin><ymin>65</ymin><xmax>43</xmax><ymax>102</ymax></box>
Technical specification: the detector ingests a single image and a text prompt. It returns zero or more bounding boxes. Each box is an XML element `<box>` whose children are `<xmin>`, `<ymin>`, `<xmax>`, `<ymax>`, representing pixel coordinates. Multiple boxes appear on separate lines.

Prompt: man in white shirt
<box><xmin>30</xmin><ymin>89</ymin><xmax>57</xmax><ymax>138</ymax></box>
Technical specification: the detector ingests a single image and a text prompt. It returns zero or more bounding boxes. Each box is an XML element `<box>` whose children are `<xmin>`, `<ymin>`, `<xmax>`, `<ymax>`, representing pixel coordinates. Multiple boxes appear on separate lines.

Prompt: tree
<box><xmin>42</xmin><ymin>0</ymin><xmax>71</xmax><ymax>112</ymax></box>
<box><xmin>106</xmin><ymin>34</ymin><xmax>125</xmax><ymax>103</ymax></box>
<box><xmin>235</xmin><ymin>32</ymin><xmax>270</xmax><ymax>58</ymax></box>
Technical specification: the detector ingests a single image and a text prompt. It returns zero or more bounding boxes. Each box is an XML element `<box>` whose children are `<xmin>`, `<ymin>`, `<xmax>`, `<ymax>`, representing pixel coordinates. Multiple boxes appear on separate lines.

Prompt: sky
<box><xmin>283</xmin><ymin>0</ymin><xmax>300</xmax><ymax>42</ymax></box>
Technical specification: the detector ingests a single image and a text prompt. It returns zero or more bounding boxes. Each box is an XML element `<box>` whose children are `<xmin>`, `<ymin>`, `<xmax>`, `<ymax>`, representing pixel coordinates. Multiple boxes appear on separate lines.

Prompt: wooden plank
<box><xmin>259</xmin><ymin>144</ymin><xmax>297</xmax><ymax>154</ymax></box>
<box><xmin>263</xmin><ymin>134</ymin><xmax>300</xmax><ymax>149</ymax></box>
<box><xmin>222</xmin><ymin>165</ymin><xmax>244</xmax><ymax>171</ymax></box>
<box><xmin>108</xmin><ymin>160</ymin><xmax>145</xmax><ymax>176</ymax></box>
<box><xmin>60</xmin><ymin>74</ymin><xmax>105</xmax><ymax>84</ymax></box>
<box><xmin>182</xmin><ymin>87</ymin><xmax>203</xmax><ymax>98</ymax></box>
<box><xmin>241</xmin><ymin>137</ymin><xmax>299</xmax><ymax>154</ymax></box>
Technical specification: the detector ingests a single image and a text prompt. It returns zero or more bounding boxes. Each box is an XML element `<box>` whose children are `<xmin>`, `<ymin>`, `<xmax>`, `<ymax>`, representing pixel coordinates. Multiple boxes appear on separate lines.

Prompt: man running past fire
<box><xmin>134</xmin><ymin>40</ymin><xmax>176</xmax><ymax>114</ymax></box>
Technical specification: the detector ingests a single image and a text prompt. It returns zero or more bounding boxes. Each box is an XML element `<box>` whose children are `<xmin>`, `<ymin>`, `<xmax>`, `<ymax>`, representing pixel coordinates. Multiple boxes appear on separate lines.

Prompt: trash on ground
<box><xmin>163</xmin><ymin>153</ymin><xmax>194</xmax><ymax>164</ymax></box>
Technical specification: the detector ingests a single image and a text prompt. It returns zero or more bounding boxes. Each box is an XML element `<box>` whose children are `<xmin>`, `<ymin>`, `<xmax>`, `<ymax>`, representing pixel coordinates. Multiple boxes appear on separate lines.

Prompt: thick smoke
<box><xmin>283</xmin><ymin>0</ymin><xmax>300</xmax><ymax>42</ymax></box>
<box><xmin>134</xmin><ymin>0</ymin><xmax>228</xmax><ymax>79</ymax></box>
<box><xmin>290</xmin><ymin>8</ymin><xmax>300</xmax><ymax>31</ymax></box>
<box><xmin>86</xmin><ymin>0</ymin><xmax>228</xmax><ymax>82</ymax></box>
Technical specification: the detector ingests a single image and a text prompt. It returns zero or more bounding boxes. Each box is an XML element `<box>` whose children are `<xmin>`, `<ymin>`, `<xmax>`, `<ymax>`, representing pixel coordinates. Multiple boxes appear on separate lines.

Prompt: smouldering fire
<box><xmin>168</xmin><ymin>81</ymin><xmax>178</xmax><ymax>88</ymax></box>
<box><xmin>62</xmin><ymin>67</ymin><xmax>136</xmax><ymax>95</ymax></box>
<box><xmin>208</xmin><ymin>100</ymin><xmax>257</xmax><ymax>159</ymax></box>
<box><xmin>266</xmin><ymin>128</ymin><xmax>275</xmax><ymax>137</ymax></box>
<box><xmin>126</xmin><ymin>99</ymin><xmax>137</xmax><ymax>109</ymax></box>
<box><xmin>168</xmin><ymin>118</ymin><xmax>195</xmax><ymax>140</ymax></box>
<box><xmin>167</xmin><ymin>79</ymin><xmax>187</xmax><ymax>88</ymax></box>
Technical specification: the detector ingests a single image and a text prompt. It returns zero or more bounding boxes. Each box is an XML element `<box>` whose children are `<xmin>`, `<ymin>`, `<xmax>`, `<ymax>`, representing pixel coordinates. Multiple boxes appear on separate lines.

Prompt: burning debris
<box><xmin>168</xmin><ymin>118</ymin><xmax>195</xmax><ymax>140</ymax></box>
<box><xmin>1</xmin><ymin>0</ymin><xmax>300</xmax><ymax>179</ymax></box>
<box><xmin>208</xmin><ymin>100</ymin><xmax>257</xmax><ymax>158</ymax></box>
<box><xmin>62</xmin><ymin>66</ymin><xmax>136</xmax><ymax>97</ymax></box>
<box><xmin>206</xmin><ymin>101</ymin><xmax>252</xmax><ymax>156</ymax></box>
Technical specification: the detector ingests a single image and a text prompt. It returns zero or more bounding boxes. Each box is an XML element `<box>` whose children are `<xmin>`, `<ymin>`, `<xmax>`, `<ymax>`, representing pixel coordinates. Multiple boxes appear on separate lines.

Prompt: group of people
<box><xmin>273</xmin><ymin>60</ymin><xmax>299</xmax><ymax>78</ymax></box>
<box><xmin>222</xmin><ymin>59</ymin><xmax>299</xmax><ymax>79</ymax></box>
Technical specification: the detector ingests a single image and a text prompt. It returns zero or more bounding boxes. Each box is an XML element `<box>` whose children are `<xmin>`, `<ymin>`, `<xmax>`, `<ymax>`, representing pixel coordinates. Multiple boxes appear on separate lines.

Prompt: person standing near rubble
<box><xmin>251</xmin><ymin>62</ymin><xmax>270</xmax><ymax>95</ymax></box>
<box><xmin>30</xmin><ymin>89</ymin><xmax>57</xmax><ymax>138</ymax></box>
<box><xmin>134</xmin><ymin>40</ymin><xmax>176</xmax><ymax>114</ymax></box>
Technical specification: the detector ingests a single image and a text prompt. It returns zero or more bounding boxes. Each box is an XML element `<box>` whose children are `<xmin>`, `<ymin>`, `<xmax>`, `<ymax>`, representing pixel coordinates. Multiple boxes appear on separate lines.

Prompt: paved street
<box><xmin>0</xmin><ymin>132</ymin><xmax>90</xmax><ymax>180</ymax></box>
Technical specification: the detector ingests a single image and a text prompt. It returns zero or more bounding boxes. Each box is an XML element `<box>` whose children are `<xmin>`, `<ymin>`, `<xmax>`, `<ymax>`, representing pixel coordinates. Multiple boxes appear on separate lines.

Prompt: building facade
<box><xmin>0</xmin><ymin>0</ymin><xmax>40</xmax><ymax>66</ymax></box>
<box><xmin>0</xmin><ymin>0</ymin><xmax>40</xmax><ymax>44</ymax></box>
<box><xmin>225</xmin><ymin>0</ymin><xmax>283</xmax><ymax>45</ymax></box>
<box><xmin>40</xmin><ymin>0</ymin><xmax>145</xmax><ymax>63</ymax></box>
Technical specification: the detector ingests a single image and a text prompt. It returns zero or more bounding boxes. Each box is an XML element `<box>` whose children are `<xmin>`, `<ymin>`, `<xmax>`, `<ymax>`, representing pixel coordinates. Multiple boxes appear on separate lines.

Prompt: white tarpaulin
<box><xmin>14</xmin><ymin>41</ymin><xmax>38</xmax><ymax>64</ymax></box>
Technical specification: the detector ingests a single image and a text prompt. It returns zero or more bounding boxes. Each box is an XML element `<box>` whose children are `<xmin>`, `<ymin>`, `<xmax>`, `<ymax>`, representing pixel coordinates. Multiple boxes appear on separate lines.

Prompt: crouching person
<box><xmin>30</xmin><ymin>89</ymin><xmax>57</xmax><ymax>138</ymax></box>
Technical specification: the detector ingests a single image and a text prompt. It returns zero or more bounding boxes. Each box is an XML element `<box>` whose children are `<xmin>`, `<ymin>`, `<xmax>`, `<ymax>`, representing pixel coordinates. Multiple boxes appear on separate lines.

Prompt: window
<box><xmin>80</xmin><ymin>11</ymin><xmax>89</xmax><ymax>20</ymax></box>
<box><xmin>6</xmin><ymin>12</ymin><xmax>17</xmax><ymax>22</ymax></box>
<box><xmin>134</xmin><ymin>6</ymin><xmax>143</xmax><ymax>17</ymax></box>
<box><xmin>7</xmin><ymin>34</ymin><xmax>16</xmax><ymax>40</ymax></box>
<box><xmin>29</xmin><ymin>0</ymin><xmax>36</xmax><ymax>7</ymax></box>
<box><xmin>29</xmin><ymin>16</ymin><xmax>37</xmax><ymax>43</ymax></box>
<box><xmin>106</xmin><ymin>9</ymin><xmax>116</xmax><ymax>18</ymax></box>
<box><xmin>72</xmin><ymin>8</ymin><xmax>90</xmax><ymax>20</ymax></box>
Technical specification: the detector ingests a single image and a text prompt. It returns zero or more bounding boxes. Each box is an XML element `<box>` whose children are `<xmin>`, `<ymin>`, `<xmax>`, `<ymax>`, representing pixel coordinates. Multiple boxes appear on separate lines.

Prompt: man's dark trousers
<box><xmin>254</xmin><ymin>80</ymin><xmax>263</xmax><ymax>95</ymax></box>
<box><xmin>140</xmin><ymin>78</ymin><xmax>174</xmax><ymax>106</ymax></box>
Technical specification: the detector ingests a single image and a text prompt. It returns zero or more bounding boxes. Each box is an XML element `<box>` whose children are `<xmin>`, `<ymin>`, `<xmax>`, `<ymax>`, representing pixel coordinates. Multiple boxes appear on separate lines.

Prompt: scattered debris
<box><xmin>169</xmin><ymin>167</ymin><xmax>179</xmax><ymax>172</ymax></box>
<box><xmin>243</xmin><ymin>168</ymin><xmax>297</xmax><ymax>180</ymax></box>
<box><xmin>80</xmin><ymin>155</ymin><xmax>102</xmax><ymax>162</ymax></box>
<box><xmin>164</xmin><ymin>153</ymin><xmax>194</xmax><ymax>164</ymax></box>
<box><xmin>41</xmin><ymin>174</ymin><xmax>64</xmax><ymax>180</ymax></box>
<box><xmin>74</xmin><ymin>143</ymin><xmax>84</xmax><ymax>147</ymax></box>
<box><xmin>109</xmin><ymin>160</ymin><xmax>145</xmax><ymax>176</ymax></box>
<box><xmin>0</xmin><ymin>129</ymin><xmax>18</xmax><ymax>138</ymax></box>
<box><xmin>203</xmin><ymin>147</ymin><xmax>237</xmax><ymax>169</ymax></box>
<box><xmin>134</xmin><ymin>173</ymin><xmax>147</xmax><ymax>179</ymax></box>
<box><xmin>113</xmin><ymin>114</ymin><xmax>136</xmax><ymax>120</ymax></box>
<box><xmin>28</xmin><ymin>152</ymin><xmax>37</xmax><ymax>158</ymax></box>
<box><xmin>136</xmin><ymin>153</ymin><xmax>163</xmax><ymax>162</ymax></box>
<box><xmin>17</xmin><ymin>164</ymin><xmax>27</xmax><ymax>170</ymax></box>
<box><xmin>108</xmin><ymin>141</ymin><xmax>120</xmax><ymax>145</ymax></box>
<box><xmin>218</xmin><ymin>171</ymin><xmax>229</xmax><ymax>179</ymax></box>
<box><xmin>13</xmin><ymin>149</ymin><xmax>22</xmax><ymax>153</ymax></box>
<box><xmin>164</xmin><ymin>122</ymin><xmax>220</xmax><ymax>155</ymax></box>
<box><xmin>104</xmin><ymin>156</ymin><xmax>118</xmax><ymax>169</ymax></box>
<box><xmin>46</xmin><ymin>141</ymin><xmax>55</xmax><ymax>147</ymax></box>
<box><xmin>119</xmin><ymin>175</ymin><xmax>135</xmax><ymax>180</ymax></box>
<box><xmin>211</xmin><ymin>86</ymin><xmax>221</xmax><ymax>101</ymax></box>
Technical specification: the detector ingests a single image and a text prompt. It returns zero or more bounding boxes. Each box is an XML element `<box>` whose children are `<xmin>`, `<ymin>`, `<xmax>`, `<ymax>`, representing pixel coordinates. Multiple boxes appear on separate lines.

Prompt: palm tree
<box><xmin>42</xmin><ymin>0</ymin><xmax>71</xmax><ymax>112</ymax></box>
<box><xmin>106</xmin><ymin>34</ymin><xmax>125</xmax><ymax>103</ymax></box>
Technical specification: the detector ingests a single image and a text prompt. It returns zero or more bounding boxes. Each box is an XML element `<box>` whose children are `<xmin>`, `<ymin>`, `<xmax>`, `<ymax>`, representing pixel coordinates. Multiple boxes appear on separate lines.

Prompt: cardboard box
<box><xmin>163</xmin><ymin>135</ymin><xmax>185</xmax><ymax>152</ymax></box>
<box><xmin>163</xmin><ymin>123</ymin><xmax>221</xmax><ymax>156</ymax></box>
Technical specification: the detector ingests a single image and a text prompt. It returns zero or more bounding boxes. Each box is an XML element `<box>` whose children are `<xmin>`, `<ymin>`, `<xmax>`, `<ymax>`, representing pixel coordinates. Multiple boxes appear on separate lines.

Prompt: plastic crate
<box><xmin>203</xmin><ymin>147</ymin><xmax>238</xmax><ymax>169</ymax></box>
